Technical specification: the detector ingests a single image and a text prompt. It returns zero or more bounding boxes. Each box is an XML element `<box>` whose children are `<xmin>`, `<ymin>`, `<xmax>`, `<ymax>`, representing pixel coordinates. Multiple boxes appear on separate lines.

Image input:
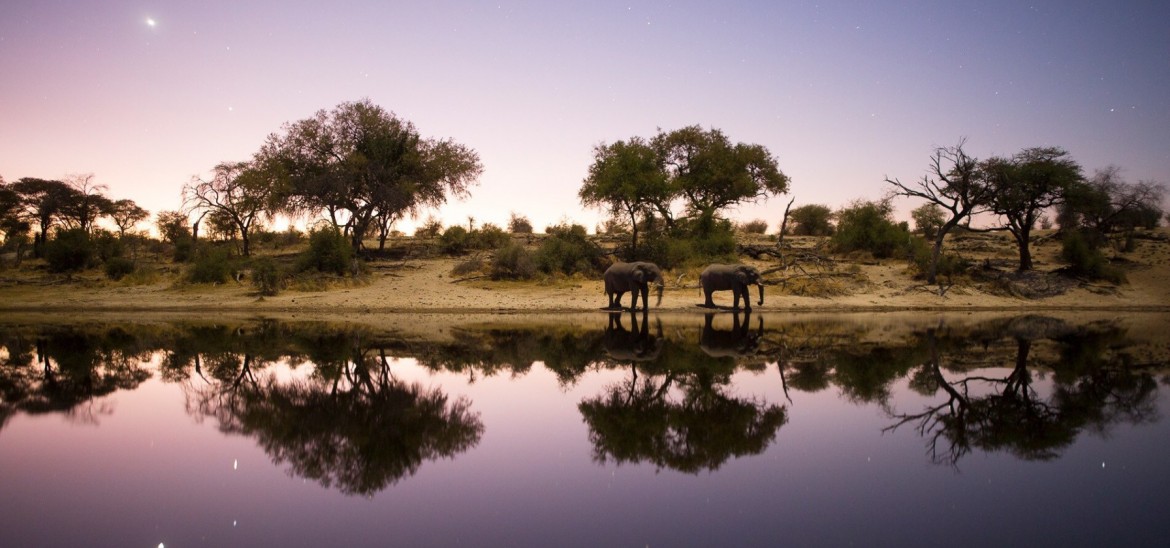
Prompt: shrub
<box><xmin>173</xmin><ymin>236</ymin><xmax>195</xmax><ymax>263</ymax></box>
<box><xmin>788</xmin><ymin>204</ymin><xmax>835</xmax><ymax>236</ymax></box>
<box><xmin>92</xmin><ymin>230</ymin><xmax>124</xmax><ymax>262</ymax></box>
<box><xmin>1061</xmin><ymin>230</ymin><xmax>1125</xmax><ymax>284</ymax></box>
<box><xmin>911</xmin><ymin>204</ymin><xmax>946</xmax><ymax>239</ymax></box>
<box><xmin>536</xmin><ymin>223</ymin><xmax>602</xmax><ymax>275</ymax></box>
<box><xmin>298</xmin><ymin>227</ymin><xmax>354</xmax><ymax>275</ymax></box>
<box><xmin>831</xmin><ymin>200</ymin><xmax>911</xmax><ymax>259</ymax></box>
<box><xmin>188</xmin><ymin>246</ymin><xmax>234</xmax><ymax>284</ymax></box>
<box><xmin>908</xmin><ymin>237</ymin><xmax>969</xmax><ymax>280</ymax></box>
<box><xmin>451</xmin><ymin>256</ymin><xmax>485</xmax><ymax>277</ymax></box>
<box><xmin>491</xmin><ymin>241</ymin><xmax>536</xmax><ymax>280</ymax></box>
<box><xmin>251</xmin><ymin>257</ymin><xmax>284</xmax><ymax>296</ymax></box>
<box><xmin>439</xmin><ymin>225</ymin><xmax>470</xmax><ymax>254</ymax></box>
<box><xmin>44</xmin><ymin>228</ymin><xmax>92</xmax><ymax>274</ymax></box>
<box><xmin>739</xmin><ymin>219</ymin><xmax>769</xmax><ymax>234</ymax></box>
<box><xmin>636</xmin><ymin>232</ymin><xmax>693</xmax><ymax>270</ymax></box>
<box><xmin>414</xmin><ymin>217</ymin><xmax>443</xmax><ymax>239</ymax></box>
<box><xmin>472</xmin><ymin>223</ymin><xmax>511</xmax><ymax>250</ymax></box>
<box><xmin>596</xmin><ymin>217</ymin><xmax>631</xmax><ymax>235</ymax></box>
<box><xmin>104</xmin><ymin>257</ymin><xmax>136</xmax><ymax>281</ymax></box>
<box><xmin>508</xmin><ymin>212</ymin><xmax>533</xmax><ymax>234</ymax></box>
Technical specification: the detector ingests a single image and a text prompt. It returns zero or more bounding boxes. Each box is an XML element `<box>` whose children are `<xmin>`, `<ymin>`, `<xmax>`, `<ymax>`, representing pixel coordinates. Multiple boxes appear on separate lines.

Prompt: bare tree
<box><xmin>62</xmin><ymin>173</ymin><xmax>113</xmax><ymax>234</ymax></box>
<box><xmin>886</xmin><ymin>140</ymin><xmax>990</xmax><ymax>284</ymax></box>
<box><xmin>183</xmin><ymin>161</ymin><xmax>275</xmax><ymax>256</ymax></box>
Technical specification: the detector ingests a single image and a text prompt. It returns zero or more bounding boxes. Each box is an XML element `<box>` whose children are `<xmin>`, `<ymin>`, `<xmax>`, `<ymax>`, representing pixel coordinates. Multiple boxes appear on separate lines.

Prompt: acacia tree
<box><xmin>183</xmin><ymin>161</ymin><xmax>275</xmax><ymax>256</ymax></box>
<box><xmin>60</xmin><ymin>173</ymin><xmax>113</xmax><ymax>234</ymax></box>
<box><xmin>109</xmin><ymin>199</ymin><xmax>149</xmax><ymax>238</ymax></box>
<box><xmin>983</xmin><ymin>147</ymin><xmax>1083</xmax><ymax>271</ymax></box>
<box><xmin>11</xmin><ymin>178</ymin><xmax>75</xmax><ymax>257</ymax></box>
<box><xmin>886</xmin><ymin>141</ymin><xmax>990</xmax><ymax>283</ymax></box>
<box><xmin>1060</xmin><ymin>166</ymin><xmax>1164</xmax><ymax>239</ymax></box>
<box><xmin>1</xmin><ymin>179</ymin><xmax>32</xmax><ymax>265</ymax></box>
<box><xmin>262</xmin><ymin>99</ymin><xmax>482</xmax><ymax>251</ymax></box>
<box><xmin>786</xmin><ymin>204</ymin><xmax>834</xmax><ymax>236</ymax></box>
<box><xmin>653</xmin><ymin>125</ymin><xmax>789</xmax><ymax>226</ymax></box>
<box><xmin>579</xmin><ymin>137</ymin><xmax>671</xmax><ymax>257</ymax></box>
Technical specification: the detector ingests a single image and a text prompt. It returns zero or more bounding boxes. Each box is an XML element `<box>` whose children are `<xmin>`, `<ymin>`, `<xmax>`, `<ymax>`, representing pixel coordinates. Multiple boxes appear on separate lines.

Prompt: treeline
<box><xmin>2</xmin><ymin>99</ymin><xmax>1166</xmax><ymax>290</ymax></box>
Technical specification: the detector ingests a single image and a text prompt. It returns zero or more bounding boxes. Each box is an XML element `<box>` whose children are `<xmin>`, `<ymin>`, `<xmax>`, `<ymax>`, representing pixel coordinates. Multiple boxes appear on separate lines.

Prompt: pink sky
<box><xmin>3</xmin><ymin>1</ymin><xmax>1167</xmax><ymax>233</ymax></box>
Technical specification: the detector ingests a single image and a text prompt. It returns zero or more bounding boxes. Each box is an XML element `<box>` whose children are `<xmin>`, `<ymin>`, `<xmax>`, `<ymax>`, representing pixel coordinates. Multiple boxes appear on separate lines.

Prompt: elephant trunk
<box><xmin>756</xmin><ymin>282</ymin><xmax>765</xmax><ymax>306</ymax></box>
<box><xmin>654</xmin><ymin>281</ymin><xmax>664</xmax><ymax>307</ymax></box>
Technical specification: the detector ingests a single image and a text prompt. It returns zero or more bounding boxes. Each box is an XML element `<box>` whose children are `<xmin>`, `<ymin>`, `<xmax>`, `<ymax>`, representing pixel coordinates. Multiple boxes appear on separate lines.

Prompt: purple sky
<box><xmin>2</xmin><ymin>1</ymin><xmax>1168</xmax><ymax>233</ymax></box>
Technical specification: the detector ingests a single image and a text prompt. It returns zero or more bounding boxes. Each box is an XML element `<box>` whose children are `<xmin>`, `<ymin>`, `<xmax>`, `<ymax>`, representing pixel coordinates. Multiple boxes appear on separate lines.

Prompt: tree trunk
<box><xmin>240</xmin><ymin>228</ymin><xmax>250</xmax><ymax>257</ymax></box>
<box><xmin>1014</xmin><ymin>227</ymin><xmax>1033</xmax><ymax>271</ymax></box>
<box><xmin>777</xmin><ymin>196</ymin><xmax>795</xmax><ymax>246</ymax></box>
<box><xmin>628</xmin><ymin>207</ymin><xmax>639</xmax><ymax>260</ymax></box>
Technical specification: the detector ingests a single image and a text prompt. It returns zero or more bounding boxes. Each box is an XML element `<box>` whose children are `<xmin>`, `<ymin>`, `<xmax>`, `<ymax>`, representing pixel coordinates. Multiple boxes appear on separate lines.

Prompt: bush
<box><xmin>472</xmin><ymin>223</ymin><xmax>511</xmax><ymax>250</ymax></box>
<box><xmin>173</xmin><ymin>236</ymin><xmax>194</xmax><ymax>263</ymax></box>
<box><xmin>739</xmin><ymin>219</ymin><xmax>769</xmax><ymax>234</ymax></box>
<box><xmin>909</xmin><ymin>237</ymin><xmax>969</xmax><ymax>280</ymax></box>
<box><xmin>596</xmin><ymin>217</ymin><xmax>631</xmax><ymax>235</ymax></box>
<box><xmin>44</xmin><ymin>228</ymin><xmax>92</xmax><ymax>273</ymax></box>
<box><xmin>1061</xmin><ymin>230</ymin><xmax>1125</xmax><ymax>284</ymax></box>
<box><xmin>104</xmin><ymin>257</ymin><xmax>136</xmax><ymax>280</ymax></box>
<box><xmin>439</xmin><ymin>225</ymin><xmax>470</xmax><ymax>254</ymax></box>
<box><xmin>508</xmin><ymin>212</ymin><xmax>533</xmax><ymax>234</ymax></box>
<box><xmin>92</xmin><ymin>230</ymin><xmax>124</xmax><ymax>262</ymax></box>
<box><xmin>251</xmin><ymin>257</ymin><xmax>285</xmax><ymax>295</ymax></box>
<box><xmin>414</xmin><ymin>217</ymin><xmax>443</xmax><ymax>239</ymax></box>
<box><xmin>536</xmin><ymin>223</ymin><xmax>602</xmax><ymax>276</ymax></box>
<box><xmin>299</xmin><ymin>227</ymin><xmax>354</xmax><ymax>275</ymax></box>
<box><xmin>911</xmin><ymin>204</ymin><xmax>946</xmax><ymax>239</ymax></box>
<box><xmin>491</xmin><ymin>241</ymin><xmax>536</xmax><ymax>280</ymax></box>
<box><xmin>788</xmin><ymin>204</ymin><xmax>835</xmax><ymax>236</ymax></box>
<box><xmin>831</xmin><ymin>200</ymin><xmax>911</xmax><ymax>259</ymax></box>
<box><xmin>636</xmin><ymin>232</ymin><xmax>693</xmax><ymax>270</ymax></box>
<box><xmin>188</xmin><ymin>246</ymin><xmax>234</xmax><ymax>284</ymax></box>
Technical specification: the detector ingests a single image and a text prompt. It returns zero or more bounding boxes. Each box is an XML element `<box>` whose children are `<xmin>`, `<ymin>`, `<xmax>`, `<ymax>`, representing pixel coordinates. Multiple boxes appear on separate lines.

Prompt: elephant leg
<box><xmin>703</xmin><ymin>289</ymin><xmax>715</xmax><ymax>308</ymax></box>
<box><xmin>732</xmin><ymin>288</ymin><xmax>742</xmax><ymax>310</ymax></box>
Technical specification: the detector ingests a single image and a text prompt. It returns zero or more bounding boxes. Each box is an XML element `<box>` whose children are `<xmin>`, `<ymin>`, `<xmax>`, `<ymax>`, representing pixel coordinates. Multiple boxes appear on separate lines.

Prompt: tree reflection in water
<box><xmin>580</xmin><ymin>311</ymin><xmax>788</xmax><ymax>473</ymax></box>
<box><xmin>884</xmin><ymin>316</ymin><xmax>1160</xmax><ymax>467</ymax></box>
<box><xmin>0</xmin><ymin>326</ymin><xmax>152</xmax><ymax>426</ymax></box>
<box><xmin>1</xmin><ymin>313</ymin><xmax>1165</xmax><ymax>487</ymax></box>
<box><xmin>182</xmin><ymin>329</ymin><xmax>483</xmax><ymax>497</ymax></box>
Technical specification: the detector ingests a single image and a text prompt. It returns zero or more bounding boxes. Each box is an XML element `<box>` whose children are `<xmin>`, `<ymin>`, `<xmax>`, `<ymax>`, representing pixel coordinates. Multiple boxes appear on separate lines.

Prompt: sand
<box><xmin>2</xmin><ymin>229</ymin><xmax>1168</xmax><ymax>319</ymax></box>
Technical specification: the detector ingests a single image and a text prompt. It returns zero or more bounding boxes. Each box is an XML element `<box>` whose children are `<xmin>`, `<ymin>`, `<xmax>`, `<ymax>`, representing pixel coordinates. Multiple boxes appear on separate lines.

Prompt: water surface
<box><xmin>2</xmin><ymin>312</ymin><xmax>1167</xmax><ymax>546</ymax></box>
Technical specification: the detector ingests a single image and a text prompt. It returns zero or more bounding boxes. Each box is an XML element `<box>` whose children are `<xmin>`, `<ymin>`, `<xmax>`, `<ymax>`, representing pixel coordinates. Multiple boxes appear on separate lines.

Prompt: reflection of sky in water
<box><xmin>1</xmin><ymin>318</ymin><xmax>1168</xmax><ymax>546</ymax></box>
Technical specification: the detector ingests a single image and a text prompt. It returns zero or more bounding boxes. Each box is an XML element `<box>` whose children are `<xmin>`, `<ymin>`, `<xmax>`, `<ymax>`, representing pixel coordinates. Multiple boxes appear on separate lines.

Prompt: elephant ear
<box><xmin>632</xmin><ymin>268</ymin><xmax>646</xmax><ymax>283</ymax></box>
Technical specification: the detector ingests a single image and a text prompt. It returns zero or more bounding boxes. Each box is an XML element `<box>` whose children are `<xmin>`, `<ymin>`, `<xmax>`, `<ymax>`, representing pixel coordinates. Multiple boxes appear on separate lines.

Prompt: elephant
<box><xmin>699</xmin><ymin>264</ymin><xmax>764</xmax><ymax>311</ymax></box>
<box><xmin>699</xmin><ymin>311</ymin><xmax>764</xmax><ymax>359</ymax></box>
<box><xmin>603</xmin><ymin>261</ymin><xmax>664</xmax><ymax>311</ymax></box>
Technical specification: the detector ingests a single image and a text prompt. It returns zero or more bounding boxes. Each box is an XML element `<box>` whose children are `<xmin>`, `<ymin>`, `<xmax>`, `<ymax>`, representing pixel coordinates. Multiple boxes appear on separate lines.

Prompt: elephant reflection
<box><xmin>603</xmin><ymin>311</ymin><xmax>664</xmax><ymax>363</ymax></box>
<box><xmin>699</xmin><ymin>312</ymin><xmax>763</xmax><ymax>359</ymax></box>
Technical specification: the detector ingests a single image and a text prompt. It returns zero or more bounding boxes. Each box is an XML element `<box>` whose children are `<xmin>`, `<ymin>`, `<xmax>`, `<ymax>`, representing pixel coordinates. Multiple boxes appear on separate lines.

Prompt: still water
<box><xmin>1</xmin><ymin>312</ymin><xmax>1168</xmax><ymax>547</ymax></box>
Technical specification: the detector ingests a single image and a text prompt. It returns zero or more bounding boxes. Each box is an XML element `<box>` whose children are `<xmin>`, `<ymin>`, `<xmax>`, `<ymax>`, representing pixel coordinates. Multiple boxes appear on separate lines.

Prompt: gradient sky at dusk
<box><xmin>3</xmin><ymin>1</ymin><xmax>1168</xmax><ymax>233</ymax></box>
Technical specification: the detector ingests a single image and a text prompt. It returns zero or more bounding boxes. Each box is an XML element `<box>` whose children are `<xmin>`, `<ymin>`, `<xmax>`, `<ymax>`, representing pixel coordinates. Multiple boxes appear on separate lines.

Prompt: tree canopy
<box><xmin>983</xmin><ymin>147</ymin><xmax>1084</xmax><ymax>271</ymax></box>
<box><xmin>261</xmin><ymin>99</ymin><xmax>482</xmax><ymax>251</ymax></box>
<box><xmin>579</xmin><ymin>125</ymin><xmax>788</xmax><ymax>259</ymax></box>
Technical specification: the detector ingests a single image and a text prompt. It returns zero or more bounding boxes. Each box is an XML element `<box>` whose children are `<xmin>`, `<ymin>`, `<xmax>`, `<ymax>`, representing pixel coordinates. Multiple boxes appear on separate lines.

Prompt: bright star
<box><xmin>146</xmin><ymin>17</ymin><xmax>157</xmax><ymax>27</ymax></box>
